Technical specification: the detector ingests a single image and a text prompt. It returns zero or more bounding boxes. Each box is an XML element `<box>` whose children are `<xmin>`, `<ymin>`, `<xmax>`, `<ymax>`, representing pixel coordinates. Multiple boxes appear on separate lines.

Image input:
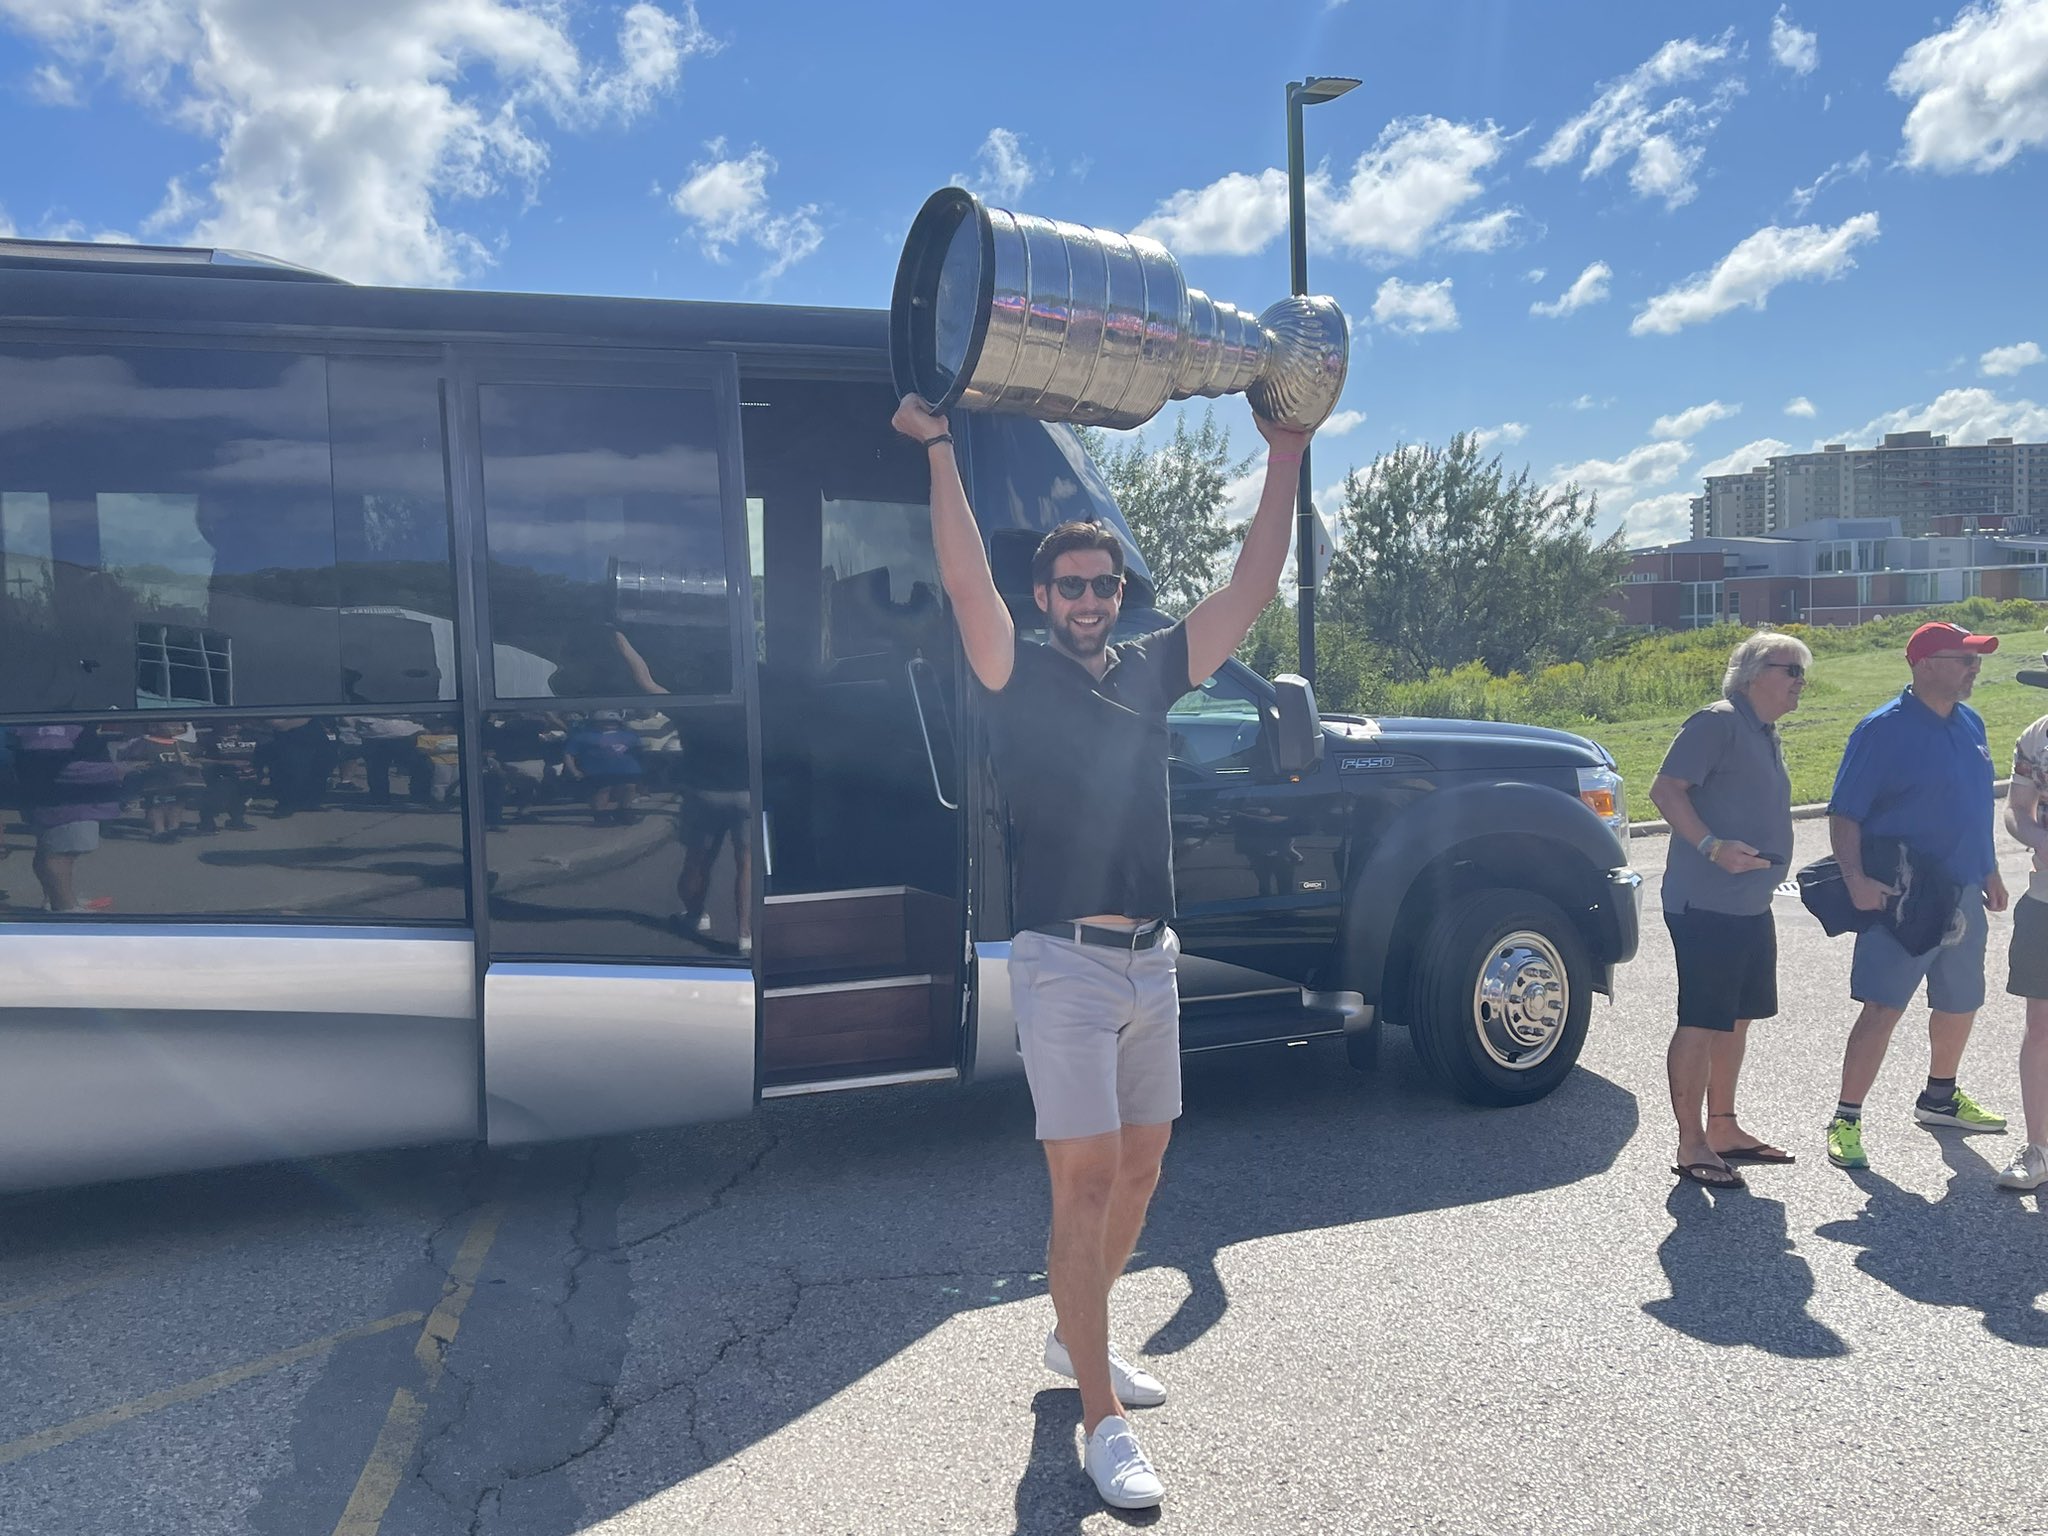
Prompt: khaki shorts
<box><xmin>1010</xmin><ymin>927</ymin><xmax>1182</xmax><ymax>1142</ymax></box>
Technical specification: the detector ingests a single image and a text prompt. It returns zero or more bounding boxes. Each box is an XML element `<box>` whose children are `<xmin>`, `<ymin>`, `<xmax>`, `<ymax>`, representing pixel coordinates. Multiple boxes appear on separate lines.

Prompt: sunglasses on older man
<box><xmin>1051</xmin><ymin>574</ymin><xmax>1125</xmax><ymax>600</ymax></box>
<box><xmin>1763</xmin><ymin>662</ymin><xmax>1806</xmax><ymax>679</ymax></box>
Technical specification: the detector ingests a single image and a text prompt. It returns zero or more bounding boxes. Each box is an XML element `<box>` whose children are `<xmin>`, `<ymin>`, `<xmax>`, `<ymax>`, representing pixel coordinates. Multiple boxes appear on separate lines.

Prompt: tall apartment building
<box><xmin>1754</xmin><ymin>431</ymin><xmax>2048</xmax><ymax>536</ymax></box>
<box><xmin>1694</xmin><ymin>465</ymin><xmax>1772</xmax><ymax>537</ymax></box>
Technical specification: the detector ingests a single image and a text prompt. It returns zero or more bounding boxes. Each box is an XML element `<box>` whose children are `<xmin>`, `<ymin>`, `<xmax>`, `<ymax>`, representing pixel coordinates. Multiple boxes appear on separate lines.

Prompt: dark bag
<box><xmin>1796</xmin><ymin>836</ymin><xmax>1959</xmax><ymax>955</ymax></box>
<box><xmin>1796</xmin><ymin>856</ymin><xmax>1879</xmax><ymax>937</ymax></box>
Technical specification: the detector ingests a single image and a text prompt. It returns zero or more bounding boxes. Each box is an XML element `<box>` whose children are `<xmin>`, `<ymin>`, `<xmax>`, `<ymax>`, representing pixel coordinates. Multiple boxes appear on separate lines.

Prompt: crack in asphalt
<box><xmin>616</xmin><ymin>1129</ymin><xmax>782</xmax><ymax>1252</ymax></box>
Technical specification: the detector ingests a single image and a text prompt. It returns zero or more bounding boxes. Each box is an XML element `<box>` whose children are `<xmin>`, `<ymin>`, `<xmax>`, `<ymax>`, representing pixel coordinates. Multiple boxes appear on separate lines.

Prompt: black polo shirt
<box><xmin>983</xmin><ymin>622</ymin><xmax>1195</xmax><ymax>932</ymax></box>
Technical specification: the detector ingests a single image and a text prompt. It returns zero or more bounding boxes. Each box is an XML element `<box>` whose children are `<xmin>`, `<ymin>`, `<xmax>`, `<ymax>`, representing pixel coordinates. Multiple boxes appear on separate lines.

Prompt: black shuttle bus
<box><xmin>0</xmin><ymin>239</ymin><xmax>1640</xmax><ymax>1192</ymax></box>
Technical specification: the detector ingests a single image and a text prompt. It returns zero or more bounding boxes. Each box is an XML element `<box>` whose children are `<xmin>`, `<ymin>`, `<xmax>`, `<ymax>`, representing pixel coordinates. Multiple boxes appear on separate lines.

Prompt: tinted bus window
<box><xmin>483</xmin><ymin>704</ymin><xmax>749</xmax><ymax>959</ymax></box>
<box><xmin>0</xmin><ymin>344</ymin><xmax>455</xmax><ymax>713</ymax></box>
<box><xmin>0</xmin><ymin>712</ymin><xmax>465</xmax><ymax>922</ymax></box>
<box><xmin>477</xmin><ymin>383</ymin><xmax>731</xmax><ymax>700</ymax></box>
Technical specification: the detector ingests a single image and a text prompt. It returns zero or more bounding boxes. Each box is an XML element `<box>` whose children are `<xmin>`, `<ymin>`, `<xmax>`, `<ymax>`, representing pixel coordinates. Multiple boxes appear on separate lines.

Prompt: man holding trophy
<box><xmin>889</xmin><ymin>189</ymin><xmax>1347</xmax><ymax>1509</ymax></box>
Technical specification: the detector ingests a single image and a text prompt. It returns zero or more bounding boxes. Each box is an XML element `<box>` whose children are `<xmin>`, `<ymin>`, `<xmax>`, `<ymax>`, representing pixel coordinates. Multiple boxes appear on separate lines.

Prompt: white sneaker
<box><xmin>1995</xmin><ymin>1142</ymin><xmax>2048</xmax><ymax>1190</ymax></box>
<box><xmin>1080</xmin><ymin>1415</ymin><xmax>1163</xmax><ymax>1509</ymax></box>
<box><xmin>1044</xmin><ymin>1329</ymin><xmax>1167</xmax><ymax>1408</ymax></box>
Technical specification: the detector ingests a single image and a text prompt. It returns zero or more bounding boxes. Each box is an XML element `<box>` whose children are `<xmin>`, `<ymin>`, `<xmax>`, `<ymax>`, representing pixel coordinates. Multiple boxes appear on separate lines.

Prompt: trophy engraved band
<box><xmin>891</xmin><ymin>187</ymin><xmax>1349</xmax><ymax>433</ymax></box>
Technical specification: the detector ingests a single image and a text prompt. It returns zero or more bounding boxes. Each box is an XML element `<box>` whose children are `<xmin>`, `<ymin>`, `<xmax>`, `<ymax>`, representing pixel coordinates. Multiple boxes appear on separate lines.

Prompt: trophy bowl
<box><xmin>891</xmin><ymin>187</ymin><xmax>1348</xmax><ymax>433</ymax></box>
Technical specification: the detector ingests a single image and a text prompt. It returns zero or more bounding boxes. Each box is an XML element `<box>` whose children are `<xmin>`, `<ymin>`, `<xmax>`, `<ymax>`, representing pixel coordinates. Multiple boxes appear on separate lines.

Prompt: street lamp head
<box><xmin>1296</xmin><ymin>76</ymin><xmax>1361</xmax><ymax>105</ymax></box>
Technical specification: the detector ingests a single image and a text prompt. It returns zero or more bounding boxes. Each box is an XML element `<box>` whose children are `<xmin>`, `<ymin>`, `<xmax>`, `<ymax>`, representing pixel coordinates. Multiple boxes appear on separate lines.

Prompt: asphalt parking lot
<box><xmin>3</xmin><ymin>820</ymin><xmax>2044</xmax><ymax>1536</ymax></box>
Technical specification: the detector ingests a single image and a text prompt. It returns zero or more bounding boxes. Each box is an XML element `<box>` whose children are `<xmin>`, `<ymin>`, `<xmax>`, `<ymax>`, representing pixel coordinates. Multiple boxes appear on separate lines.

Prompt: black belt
<box><xmin>1026</xmin><ymin>920</ymin><xmax>1166</xmax><ymax>951</ymax></box>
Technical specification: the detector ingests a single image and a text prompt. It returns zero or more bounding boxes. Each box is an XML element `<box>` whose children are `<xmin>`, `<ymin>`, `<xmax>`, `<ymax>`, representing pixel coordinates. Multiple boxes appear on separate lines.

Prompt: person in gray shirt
<box><xmin>1649</xmin><ymin>631</ymin><xmax>1811</xmax><ymax>1188</ymax></box>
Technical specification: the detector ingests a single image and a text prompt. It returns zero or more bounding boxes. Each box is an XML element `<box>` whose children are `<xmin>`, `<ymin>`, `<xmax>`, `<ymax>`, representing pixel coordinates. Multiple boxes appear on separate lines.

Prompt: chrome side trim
<box><xmin>0</xmin><ymin>925</ymin><xmax>473</xmax><ymax>1018</ymax></box>
<box><xmin>759</xmin><ymin>1066</ymin><xmax>958</xmax><ymax>1099</ymax></box>
<box><xmin>484</xmin><ymin>963</ymin><xmax>754</xmax><ymax>1146</ymax></box>
<box><xmin>763</xmin><ymin>973</ymin><xmax>933</xmax><ymax>999</ymax></box>
<box><xmin>762</xmin><ymin>886</ymin><xmax>911</xmax><ymax>905</ymax></box>
<box><xmin>0</xmin><ymin>1008</ymin><xmax>479</xmax><ymax>1193</ymax></box>
<box><xmin>966</xmin><ymin>940</ymin><xmax>1026</xmax><ymax>1082</ymax></box>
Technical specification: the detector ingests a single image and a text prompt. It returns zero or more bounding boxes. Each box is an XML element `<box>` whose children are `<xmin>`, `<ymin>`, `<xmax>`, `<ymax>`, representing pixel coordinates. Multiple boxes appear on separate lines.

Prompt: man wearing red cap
<box><xmin>1823</xmin><ymin>622</ymin><xmax>2010</xmax><ymax>1170</ymax></box>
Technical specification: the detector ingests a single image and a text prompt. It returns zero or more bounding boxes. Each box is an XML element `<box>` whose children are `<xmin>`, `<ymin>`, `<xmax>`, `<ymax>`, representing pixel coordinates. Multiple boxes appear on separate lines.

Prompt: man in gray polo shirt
<box><xmin>1649</xmin><ymin>632</ymin><xmax>1809</xmax><ymax>1188</ymax></box>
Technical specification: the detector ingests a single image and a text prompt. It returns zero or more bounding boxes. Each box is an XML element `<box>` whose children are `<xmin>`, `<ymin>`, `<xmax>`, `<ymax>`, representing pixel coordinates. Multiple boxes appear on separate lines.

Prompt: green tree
<box><xmin>1077</xmin><ymin>408</ymin><xmax>1252</xmax><ymax>614</ymax></box>
<box><xmin>1324</xmin><ymin>433</ymin><xmax>1629</xmax><ymax>681</ymax></box>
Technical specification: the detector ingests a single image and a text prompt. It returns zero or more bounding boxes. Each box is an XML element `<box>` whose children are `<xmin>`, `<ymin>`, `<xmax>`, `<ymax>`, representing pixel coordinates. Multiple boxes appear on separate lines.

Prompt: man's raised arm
<box><xmin>893</xmin><ymin>394</ymin><xmax>1014</xmax><ymax>691</ymax></box>
<box><xmin>1183</xmin><ymin>414</ymin><xmax>1314</xmax><ymax>685</ymax></box>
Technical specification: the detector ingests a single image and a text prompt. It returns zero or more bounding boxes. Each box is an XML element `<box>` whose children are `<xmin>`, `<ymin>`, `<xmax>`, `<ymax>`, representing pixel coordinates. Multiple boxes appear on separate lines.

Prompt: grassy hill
<box><xmin>1369</xmin><ymin>600</ymin><xmax>2048</xmax><ymax>811</ymax></box>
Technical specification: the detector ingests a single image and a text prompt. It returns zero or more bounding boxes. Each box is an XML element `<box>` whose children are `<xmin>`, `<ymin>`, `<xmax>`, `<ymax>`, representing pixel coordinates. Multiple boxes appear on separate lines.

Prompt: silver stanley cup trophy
<box><xmin>891</xmin><ymin>187</ymin><xmax>1349</xmax><ymax>433</ymax></box>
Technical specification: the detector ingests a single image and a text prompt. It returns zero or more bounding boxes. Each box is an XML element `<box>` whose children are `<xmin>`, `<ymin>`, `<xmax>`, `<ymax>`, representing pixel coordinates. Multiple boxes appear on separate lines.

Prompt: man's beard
<box><xmin>1051</xmin><ymin>611</ymin><xmax>1111</xmax><ymax>658</ymax></box>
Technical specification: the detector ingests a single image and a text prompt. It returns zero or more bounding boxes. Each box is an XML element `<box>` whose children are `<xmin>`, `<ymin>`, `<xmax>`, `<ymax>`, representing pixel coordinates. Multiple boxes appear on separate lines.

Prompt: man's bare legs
<box><xmin>1666</xmin><ymin>1025</ymin><xmax>1720</xmax><ymax>1170</ymax></box>
<box><xmin>1926</xmin><ymin>1008</ymin><xmax>1977</xmax><ymax>1081</ymax></box>
<box><xmin>1704</xmin><ymin>1020</ymin><xmax>1784</xmax><ymax>1155</ymax></box>
<box><xmin>2021</xmin><ymin>1000</ymin><xmax>2048</xmax><ymax>1147</ymax></box>
<box><xmin>1043</xmin><ymin>1120</ymin><xmax>1171</xmax><ymax>1434</ymax></box>
<box><xmin>1839</xmin><ymin>1001</ymin><xmax>1907</xmax><ymax>1105</ymax></box>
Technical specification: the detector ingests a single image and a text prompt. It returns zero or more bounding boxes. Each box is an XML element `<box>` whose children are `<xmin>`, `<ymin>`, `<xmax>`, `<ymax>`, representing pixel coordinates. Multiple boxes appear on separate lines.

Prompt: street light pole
<box><xmin>1285</xmin><ymin>75</ymin><xmax>1358</xmax><ymax>689</ymax></box>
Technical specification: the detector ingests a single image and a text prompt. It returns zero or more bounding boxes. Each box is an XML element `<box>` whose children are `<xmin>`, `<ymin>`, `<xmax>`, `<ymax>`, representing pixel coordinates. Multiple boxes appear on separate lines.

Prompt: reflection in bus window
<box><xmin>0</xmin><ymin>345</ymin><xmax>455</xmax><ymax>713</ymax></box>
<box><xmin>0</xmin><ymin>713</ymin><xmax>466</xmax><ymax>921</ymax></box>
<box><xmin>484</xmin><ymin>704</ymin><xmax>749</xmax><ymax>960</ymax></box>
<box><xmin>477</xmin><ymin>383</ymin><xmax>731</xmax><ymax>700</ymax></box>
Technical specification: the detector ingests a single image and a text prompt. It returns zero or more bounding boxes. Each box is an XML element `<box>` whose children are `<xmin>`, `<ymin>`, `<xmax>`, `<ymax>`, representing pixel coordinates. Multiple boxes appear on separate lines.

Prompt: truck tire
<box><xmin>1408</xmin><ymin>888</ymin><xmax>1591</xmax><ymax>1106</ymax></box>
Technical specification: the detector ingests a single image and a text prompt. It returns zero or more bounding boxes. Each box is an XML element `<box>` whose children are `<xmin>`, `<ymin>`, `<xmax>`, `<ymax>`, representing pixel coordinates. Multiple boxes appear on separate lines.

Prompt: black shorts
<box><xmin>1665</xmin><ymin>908</ymin><xmax>1778</xmax><ymax>1031</ymax></box>
<box><xmin>2006</xmin><ymin>895</ymin><xmax>2048</xmax><ymax>999</ymax></box>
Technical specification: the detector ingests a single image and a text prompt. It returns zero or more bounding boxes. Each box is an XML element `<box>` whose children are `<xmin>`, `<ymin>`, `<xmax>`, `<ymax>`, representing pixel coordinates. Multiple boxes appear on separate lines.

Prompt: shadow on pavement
<box><xmin>1816</xmin><ymin>1133</ymin><xmax>2048</xmax><ymax>1347</ymax></box>
<box><xmin>1642</xmin><ymin>1180</ymin><xmax>1849</xmax><ymax>1357</ymax></box>
<box><xmin>4</xmin><ymin>1037</ymin><xmax>1638</xmax><ymax>1533</ymax></box>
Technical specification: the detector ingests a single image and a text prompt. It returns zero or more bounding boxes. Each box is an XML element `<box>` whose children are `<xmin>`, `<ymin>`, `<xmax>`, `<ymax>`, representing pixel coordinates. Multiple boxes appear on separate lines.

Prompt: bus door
<box><xmin>457</xmin><ymin>351</ymin><xmax>760</xmax><ymax>1145</ymax></box>
<box><xmin>740</xmin><ymin>375</ymin><xmax>968</xmax><ymax>1095</ymax></box>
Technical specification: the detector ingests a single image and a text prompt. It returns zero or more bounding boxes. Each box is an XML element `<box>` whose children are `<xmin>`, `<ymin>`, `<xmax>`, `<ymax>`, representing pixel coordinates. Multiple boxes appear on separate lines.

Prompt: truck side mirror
<box><xmin>1271</xmin><ymin>673</ymin><xmax>1324</xmax><ymax>775</ymax></box>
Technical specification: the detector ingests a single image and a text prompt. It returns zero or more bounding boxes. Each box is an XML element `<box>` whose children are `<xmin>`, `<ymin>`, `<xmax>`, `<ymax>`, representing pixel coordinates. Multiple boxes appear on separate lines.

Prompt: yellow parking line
<box><xmin>332</xmin><ymin>1202</ymin><xmax>505</xmax><ymax>1536</ymax></box>
<box><xmin>0</xmin><ymin>1310</ymin><xmax>423</xmax><ymax>1469</ymax></box>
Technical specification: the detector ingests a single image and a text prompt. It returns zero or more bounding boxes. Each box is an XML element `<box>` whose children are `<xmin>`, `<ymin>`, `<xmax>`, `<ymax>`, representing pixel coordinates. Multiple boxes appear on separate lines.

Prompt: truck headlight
<box><xmin>1577</xmin><ymin>763</ymin><xmax>1629</xmax><ymax>854</ymax></box>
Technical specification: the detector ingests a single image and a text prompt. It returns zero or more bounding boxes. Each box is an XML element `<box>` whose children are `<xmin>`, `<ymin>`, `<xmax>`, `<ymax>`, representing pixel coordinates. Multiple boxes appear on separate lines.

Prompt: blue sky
<box><xmin>1</xmin><ymin>0</ymin><xmax>2045</xmax><ymax>547</ymax></box>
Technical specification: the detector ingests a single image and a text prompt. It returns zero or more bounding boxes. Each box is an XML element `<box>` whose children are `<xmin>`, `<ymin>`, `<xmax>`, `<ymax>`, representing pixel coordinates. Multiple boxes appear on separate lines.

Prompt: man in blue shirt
<box><xmin>1824</xmin><ymin>622</ymin><xmax>2012</xmax><ymax>1169</ymax></box>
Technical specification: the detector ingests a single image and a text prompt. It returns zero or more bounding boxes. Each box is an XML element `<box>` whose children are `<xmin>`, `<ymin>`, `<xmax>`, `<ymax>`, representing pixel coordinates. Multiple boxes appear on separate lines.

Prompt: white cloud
<box><xmin>1130</xmin><ymin>169</ymin><xmax>1288</xmax><ymax>257</ymax></box>
<box><xmin>1785</xmin><ymin>395</ymin><xmax>1817</xmax><ymax>417</ymax></box>
<box><xmin>1788</xmin><ymin>151</ymin><xmax>1871</xmax><ymax>213</ymax></box>
<box><xmin>1631</xmin><ymin>212</ymin><xmax>1879</xmax><ymax>335</ymax></box>
<box><xmin>28</xmin><ymin>61</ymin><xmax>79</xmax><ymax>105</ymax></box>
<box><xmin>1471</xmin><ymin>421</ymin><xmax>1528</xmax><ymax>455</ymax></box>
<box><xmin>953</xmin><ymin>127</ymin><xmax>1039</xmax><ymax>205</ymax></box>
<box><xmin>1650</xmin><ymin>400</ymin><xmax>1740</xmax><ymax>439</ymax></box>
<box><xmin>1890</xmin><ymin>0</ymin><xmax>2048</xmax><ymax>173</ymax></box>
<box><xmin>1372</xmin><ymin>276</ymin><xmax>1459</xmax><ymax>335</ymax></box>
<box><xmin>1549</xmin><ymin>439</ymin><xmax>1693</xmax><ymax>503</ymax></box>
<box><xmin>1133</xmin><ymin>116</ymin><xmax>1509</xmax><ymax>260</ymax></box>
<box><xmin>1533</xmin><ymin>32</ymin><xmax>1743</xmax><ymax>209</ymax></box>
<box><xmin>1530</xmin><ymin>259</ymin><xmax>1612</xmax><ymax>318</ymax></box>
<box><xmin>1839</xmin><ymin>387</ymin><xmax>2048</xmax><ymax>445</ymax></box>
<box><xmin>1620</xmin><ymin>491</ymin><xmax>1699</xmax><ymax>544</ymax></box>
<box><xmin>0</xmin><ymin>0</ymin><xmax>715</xmax><ymax>286</ymax></box>
<box><xmin>1320</xmin><ymin>408</ymin><xmax>1367</xmax><ymax>435</ymax></box>
<box><xmin>1770</xmin><ymin>8</ymin><xmax>1819</xmax><ymax>75</ymax></box>
<box><xmin>1525</xmin><ymin>266</ymin><xmax>1548</xmax><ymax>284</ymax></box>
<box><xmin>1569</xmin><ymin>393</ymin><xmax>1615</xmax><ymax>411</ymax></box>
<box><xmin>1981</xmin><ymin>340</ymin><xmax>2045</xmax><ymax>376</ymax></box>
<box><xmin>0</xmin><ymin>205</ymin><xmax>13</xmax><ymax>238</ymax></box>
<box><xmin>669</xmin><ymin>140</ymin><xmax>821</xmax><ymax>287</ymax></box>
<box><xmin>1439</xmin><ymin>208</ymin><xmax>1522</xmax><ymax>252</ymax></box>
<box><xmin>1698</xmin><ymin>437</ymin><xmax>1796</xmax><ymax>480</ymax></box>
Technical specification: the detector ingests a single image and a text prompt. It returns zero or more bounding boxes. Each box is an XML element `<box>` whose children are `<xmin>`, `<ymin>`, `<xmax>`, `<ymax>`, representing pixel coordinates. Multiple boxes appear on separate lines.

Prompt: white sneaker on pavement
<box><xmin>1080</xmin><ymin>1415</ymin><xmax>1164</xmax><ymax>1509</ymax></box>
<box><xmin>1995</xmin><ymin>1142</ymin><xmax>2048</xmax><ymax>1190</ymax></box>
<box><xmin>1044</xmin><ymin>1328</ymin><xmax>1167</xmax><ymax>1407</ymax></box>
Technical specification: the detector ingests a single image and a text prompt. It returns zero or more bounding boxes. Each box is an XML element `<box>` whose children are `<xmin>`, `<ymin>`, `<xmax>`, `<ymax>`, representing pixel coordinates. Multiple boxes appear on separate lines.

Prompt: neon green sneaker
<box><xmin>1913</xmin><ymin>1088</ymin><xmax>2007</xmax><ymax>1131</ymax></box>
<box><xmin>1826</xmin><ymin>1116</ymin><xmax>1868</xmax><ymax>1169</ymax></box>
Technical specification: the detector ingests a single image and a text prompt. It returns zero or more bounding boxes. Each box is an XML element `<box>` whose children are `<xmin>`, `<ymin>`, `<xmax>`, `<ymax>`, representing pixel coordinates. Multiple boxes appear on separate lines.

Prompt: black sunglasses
<box><xmin>1765</xmin><ymin>662</ymin><xmax>1806</xmax><ymax>679</ymax></box>
<box><xmin>1051</xmin><ymin>574</ymin><xmax>1125</xmax><ymax>600</ymax></box>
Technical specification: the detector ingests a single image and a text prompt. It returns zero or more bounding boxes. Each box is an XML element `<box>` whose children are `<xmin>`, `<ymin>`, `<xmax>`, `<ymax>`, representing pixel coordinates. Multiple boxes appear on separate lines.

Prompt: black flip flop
<box><xmin>1672</xmin><ymin>1161</ymin><xmax>1746</xmax><ymax>1190</ymax></box>
<box><xmin>1718</xmin><ymin>1143</ymin><xmax>1796</xmax><ymax>1164</ymax></box>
